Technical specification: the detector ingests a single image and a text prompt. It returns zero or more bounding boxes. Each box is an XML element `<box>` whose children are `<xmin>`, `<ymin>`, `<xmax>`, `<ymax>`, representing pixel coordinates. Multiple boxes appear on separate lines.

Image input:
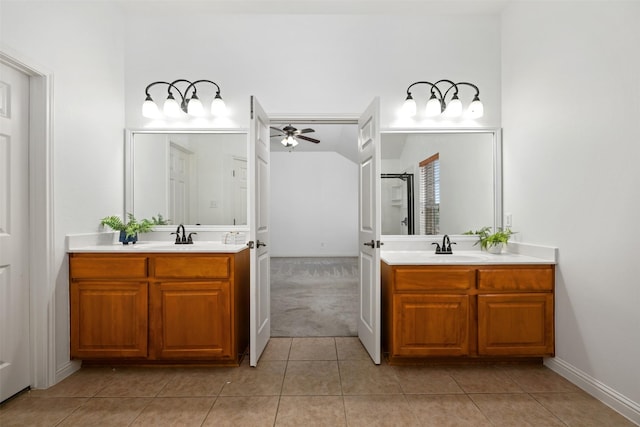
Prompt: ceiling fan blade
<box><xmin>296</xmin><ymin>128</ymin><xmax>315</xmax><ymax>134</ymax></box>
<box><xmin>270</xmin><ymin>133</ymin><xmax>285</xmax><ymax>138</ymax></box>
<box><xmin>297</xmin><ymin>135</ymin><xmax>320</xmax><ymax>144</ymax></box>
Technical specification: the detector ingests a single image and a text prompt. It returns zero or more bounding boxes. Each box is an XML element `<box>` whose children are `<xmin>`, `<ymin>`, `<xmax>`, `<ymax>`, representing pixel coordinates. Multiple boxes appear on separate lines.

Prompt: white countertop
<box><xmin>68</xmin><ymin>240</ymin><xmax>248</xmax><ymax>254</ymax></box>
<box><xmin>380</xmin><ymin>250</ymin><xmax>555</xmax><ymax>265</ymax></box>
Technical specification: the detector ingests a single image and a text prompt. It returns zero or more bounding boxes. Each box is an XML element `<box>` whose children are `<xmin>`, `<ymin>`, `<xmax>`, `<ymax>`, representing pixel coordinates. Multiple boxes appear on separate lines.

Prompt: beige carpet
<box><xmin>270</xmin><ymin>257</ymin><xmax>358</xmax><ymax>337</ymax></box>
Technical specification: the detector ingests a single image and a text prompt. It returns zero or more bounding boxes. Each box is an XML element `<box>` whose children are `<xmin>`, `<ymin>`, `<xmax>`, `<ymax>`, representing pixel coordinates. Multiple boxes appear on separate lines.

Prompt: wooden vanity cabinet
<box><xmin>382</xmin><ymin>262</ymin><xmax>554</xmax><ymax>362</ymax></box>
<box><xmin>69</xmin><ymin>250</ymin><xmax>249</xmax><ymax>365</ymax></box>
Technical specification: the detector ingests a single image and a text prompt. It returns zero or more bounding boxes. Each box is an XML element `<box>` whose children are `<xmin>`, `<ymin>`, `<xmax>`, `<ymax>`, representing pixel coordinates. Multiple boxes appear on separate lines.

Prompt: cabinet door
<box><xmin>150</xmin><ymin>281</ymin><xmax>232</xmax><ymax>359</ymax></box>
<box><xmin>478</xmin><ymin>293</ymin><xmax>554</xmax><ymax>356</ymax></box>
<box><xmin>70</xmin><ymin>281</ymin><xmax>148</xmax><ymax>359</ymax></box>
<box><xmin>392</xmin><ymin>294</ymin><xmax>469</xmax><ymax>357</ymax></box>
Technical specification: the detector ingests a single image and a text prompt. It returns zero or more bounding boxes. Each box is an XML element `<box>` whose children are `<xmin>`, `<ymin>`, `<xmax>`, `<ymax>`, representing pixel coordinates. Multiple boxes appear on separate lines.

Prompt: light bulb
<box><xmin>163</xmin><ymin>94</ymin><xmax>181</xmax><ymax>117</ymax></box>
<box><xmin>210</xmin><ymin>94</ymin><xmax>226</xmax><ymax>116</ymax></box>
<box><xmin>142</xmin><ymin>95</ymin><xmax>159</xmax><ymax>118</ymax></box>
<box><xmin>444</xmin><ymin>95</ymin><xmax>462</xmax><ymax>117</ymax></box>
<box><xmin>425</xmin><ymin>95</ymin><xmax>442</xmax><ymax>117</ymax></box>
<box><xmin>402</xmin><ymin>94</ymin><xmax>417</xmax><ymax>117</ymax></box>
<box><xmin>187</xmin><ymin>96</ymin><xmax>205</xmax><ymax>116</ymax></box>
<box><xmin>467</xmin><ymin>96</ymin><xmax>484</xmax><ymax>118</ymax></box>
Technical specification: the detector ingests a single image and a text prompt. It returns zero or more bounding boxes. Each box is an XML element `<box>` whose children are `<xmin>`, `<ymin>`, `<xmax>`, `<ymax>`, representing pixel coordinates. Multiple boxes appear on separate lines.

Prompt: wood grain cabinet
<box><xmin>69</xmin><ymin>250</ymin><xmax>249</xmax><ymax>365</ymax></box>
<box><xmin>382</xmin><ymin>262</ymin><xmax>554</xmax><ymax>363</ymax></box>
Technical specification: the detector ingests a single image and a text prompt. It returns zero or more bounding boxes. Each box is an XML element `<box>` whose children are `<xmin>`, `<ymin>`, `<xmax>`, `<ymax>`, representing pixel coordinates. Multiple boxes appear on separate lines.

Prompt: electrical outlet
<box><xmin>505</xmin><ymin>213</ymin><xmax>512</xmax><ymax>228</ymax></box>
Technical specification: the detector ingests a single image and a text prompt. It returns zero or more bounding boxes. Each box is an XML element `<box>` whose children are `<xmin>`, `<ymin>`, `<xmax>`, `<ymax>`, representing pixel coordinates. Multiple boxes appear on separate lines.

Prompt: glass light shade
<box><xmin>425</xmin><ymin>96</ymin><xmax>442</xmax><ymax>117</ymax></box>
<box><xmin>142</xmin><ymin>98</ymin><xmax>159</xmax><ymax>118</ymax></box>
<box><xmin>282</xmin><ymin>136</ymin><xmax>298</xmax><ymax>147</ymax></box>
<box><xmin>467</xmin><ymin>97</ymin><xmax>484</xmax><ymax>118</ymax></box>
<box><xmin>163</xmin><ymin>95</ymin><xmax>181</xmax><ymax>117</ymax></box>
<box><xmin>402</xmin><ymin>96</ymin><xmax>417</xmax><ymax>117</ymax></box>
<box><xmin>444</xmin><ymin>96</ymin><xmax>462</xmax><ymax>117</ymax></box>
<box><xmin>187</xmin><ymin>97</ymin><xmax>205</xmax><ymax>116</ymax></box>
<box><xmin>210</xmin><ymin>95</ymin><xmax>226</xmax><ymax>116</ymax></box>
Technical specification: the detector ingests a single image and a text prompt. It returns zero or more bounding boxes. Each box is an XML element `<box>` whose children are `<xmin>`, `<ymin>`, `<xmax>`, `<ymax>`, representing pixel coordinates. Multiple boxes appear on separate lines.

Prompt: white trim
<box><xmin>545</xmin><ymin>357</ymin><xmax>640</xmax><ymax>425</ymax></box>
<box><xmin>0</xmin><ymin>47</ymin><xmax>56</xmax><ymax>389</ymax></box>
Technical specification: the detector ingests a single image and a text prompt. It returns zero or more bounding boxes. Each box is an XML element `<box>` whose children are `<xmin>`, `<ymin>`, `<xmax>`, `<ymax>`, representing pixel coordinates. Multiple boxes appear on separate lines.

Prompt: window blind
<box><xmin>419</xmin><ymin>153</ymin><xmax>440</xmax><ymax>235</ymax></box>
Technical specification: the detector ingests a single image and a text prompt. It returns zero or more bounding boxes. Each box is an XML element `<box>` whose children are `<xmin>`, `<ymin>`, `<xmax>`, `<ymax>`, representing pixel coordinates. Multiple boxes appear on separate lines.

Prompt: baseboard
<box><xmin>54</xmin><ymin>360</ymin><xmax>81</xmax><ymax>385</ymax></box>
<box><xmin>545</xmin><ymin>357</ymin><xmax>640</xmax><ymax>425</ymax></box>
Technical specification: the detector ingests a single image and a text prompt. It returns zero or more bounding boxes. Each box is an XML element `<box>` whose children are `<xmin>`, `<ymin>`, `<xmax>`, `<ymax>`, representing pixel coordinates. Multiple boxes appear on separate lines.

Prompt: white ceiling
<box><xmin>270</xmin><ymin>122</ymin><xmax>359</xmax><ymax>162</ymax></box>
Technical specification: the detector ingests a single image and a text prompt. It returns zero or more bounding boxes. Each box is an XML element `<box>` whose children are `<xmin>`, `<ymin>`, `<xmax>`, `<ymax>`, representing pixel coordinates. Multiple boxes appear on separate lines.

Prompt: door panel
<box><xmin>249</xmin><ymin>96</ymin><xmax>270</xmax><ymax>366</ymax></box>
<box><xmin>358</xmin><ymin>98</ymin><xmax>381</xmax><ymax>364</ymax></box>
<box><xmin>0</xmin><ymin>63</ymin><xmax>30</xmax><ymax>402</ymax></box>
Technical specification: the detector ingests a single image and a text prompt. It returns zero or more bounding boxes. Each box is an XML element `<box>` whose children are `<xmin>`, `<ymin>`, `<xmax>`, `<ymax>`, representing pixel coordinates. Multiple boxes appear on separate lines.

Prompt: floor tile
<box><xmin>158</xmin><ymin>367</ymin><xmax>233</xmax><ymax>397</ymax></box>
<box><xmin>470</xmin><ymin>393</ymin><xmax>565</xmax><ymax>426</ymax></box>
<box><xmin>219</xmin><ymin>360</ymin><xmax>286</xmax><ymax>396</ymax></box>
<box><xmin>0</xmin><ymin>395</ymin><xmax>88</xmax><ymax>427</ymax></box>
<box><xmin>282</xmin><ymin>360</ymin><xmax>341</xmax><ymax>395</ymax></box>
<box><xmin>202</xmin><ymin>396</ymin><xmax>279</xmax><ymax>427</ymax></box>
<box><xmin>532</xmin><ymin>392</ymin><xmax>637</xmax><ymax>426</ymax></box>
<box><xmin>405</xmin><ymin>394</ymin><xmax>492</xmax><ymax>426</ymax></box>
<box><xmin>28</xmin><ymin>367</ymin><xmax>115</xmax><ymax>398</ymax></box>
<box><xmin>95</xmin><ymin>367</ymin><xmax>175</xmax><ymax>397</ymax></box>
<box><xmin>276</xmin><ymin>395</ymin><xmax>347</xmax><ymax>426</ymax></box>
<box><xmin>392</xmin><ymin>365</ymin><xmax>464</xmax><ymax>394</ymax></box>
<box><xmin>344</xmin><ymin>395</ymin><xmax>420</xmax><ymax>427</ymax></box>
<box><xmin>57</xmin><ymin>397</ymin><xmax>151</xmax><ymax>426</ymax></box>
<box><xmin>447</xmin><ymin>366</ymin><xmax>524</xmax><ymax>393</ymax></box>
<box><xmin>335</xmin><ymin>337</ymin><xmax>371</xmax><ymax>361</ymax></box>
<box><xmin>503</xmin><ymin>365</ymin><xmax>581</xmax><ymax>393</ymax></box>
<box><xmin>339</xmin><ymin>360</ymin><xmax>403</xmax><ymax>395</ymax></box>
<box><xmin>261</xmin><ymin>338</ymin><xmax>292</xmax><ymax>360</ymax></box>
<box><xmin>130</xmin><ymin>397</ymin><xmax>214</xmax><ymax>426</ymax></box>
<box><xmin>289</xmin><ymin>337</ymin><xmax>337</xmax><ymax>360</ymax></box>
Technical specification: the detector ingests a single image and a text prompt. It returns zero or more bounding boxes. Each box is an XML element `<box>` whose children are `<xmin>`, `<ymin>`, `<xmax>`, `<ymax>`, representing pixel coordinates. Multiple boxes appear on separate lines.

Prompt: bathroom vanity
<box><xmin>381</xmin><ymin>251</ymin><xmax>555</xmax><ymax>364</ymax></box>
<box><xmin>69</xmin><ymin>243</ymin><xmax>249</xmax><ymax>366</ymax></box>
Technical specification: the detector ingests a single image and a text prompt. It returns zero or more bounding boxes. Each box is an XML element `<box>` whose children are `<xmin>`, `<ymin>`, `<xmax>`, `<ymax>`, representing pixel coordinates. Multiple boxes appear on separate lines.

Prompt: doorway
<box><xmin>268</xmin><ymin>121</ymin><xmax>360</xmax><ymax>337</ymax></box>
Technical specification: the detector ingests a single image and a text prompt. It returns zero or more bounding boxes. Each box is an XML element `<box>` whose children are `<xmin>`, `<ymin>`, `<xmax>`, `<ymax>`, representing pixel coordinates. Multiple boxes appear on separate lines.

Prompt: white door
<box><xmin>0</xmin><ymin>62</ymin><xmax>31</xmax><ymax>402</ymax></box>
<box><xmin>232</xmin><ymin>157</ymin><xmax>248</xmax><ymax>225</ymax></box>
<box><xmin>169</xmin><ymin>143</ymin><xmax>191</xmax><ymax>224</ymax></box>
<box><xmin>358</xmin><ymin>98</ymin><xmax>381</xmax><ymax>364</ymax></box>
<box><xmin>249</xmin><ymin>96</ymin><xmax>271</xmax><ymax>366</ymax></box>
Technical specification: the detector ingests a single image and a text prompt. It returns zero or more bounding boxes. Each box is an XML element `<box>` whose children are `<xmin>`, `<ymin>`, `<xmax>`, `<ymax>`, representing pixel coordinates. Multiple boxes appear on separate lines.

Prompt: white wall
<box><xmin>502</xmin><ymin>1</ymin><xmax>640</xmax><ymax>420</ymax></box>
<box><xmin>1</xmin><ymin>1</ymin><xmax>125</xmax><ymax>379</ymax></box>
<box><xmin>122</xmin><ymin>12</ymin><xmax>501</xmax><ymax>128</ymax></box>
<box><xmin>270</xmin><ymin>151</ymin><xmax>358</xmax><ymax>257</ymax></box>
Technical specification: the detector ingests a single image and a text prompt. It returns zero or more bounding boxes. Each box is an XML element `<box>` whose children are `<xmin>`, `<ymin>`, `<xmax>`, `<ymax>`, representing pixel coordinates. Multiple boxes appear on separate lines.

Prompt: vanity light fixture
<box><xmin>402</xmin><ymin>79</ymin><xmax>484</xmax><ymax>119</ymax></box>
<box><xmin>142</xmin><ymin>79</ymin><xmax>226</xmax><ymax>118</ymax></box>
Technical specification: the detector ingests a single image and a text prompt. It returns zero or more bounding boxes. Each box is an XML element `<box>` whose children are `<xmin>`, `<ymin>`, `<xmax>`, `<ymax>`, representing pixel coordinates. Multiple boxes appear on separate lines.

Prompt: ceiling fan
<box><xmin>270</xmin><ymin>125</ymin><xmax>320</xmax><ymax>148</ymax></box>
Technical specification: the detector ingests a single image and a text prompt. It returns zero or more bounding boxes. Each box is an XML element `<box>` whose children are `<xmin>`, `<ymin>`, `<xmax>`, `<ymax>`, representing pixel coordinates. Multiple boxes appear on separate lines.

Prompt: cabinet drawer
<box><xmin>478</xmin><ymin>267</ymin><xmax>553</xmax><ymax>291</ymax></box>
<box><xmin>70</xmin><ymin>256</ymin><xmax>148</xmax><ymax>279</ymax></box>
<box><xmin>394</xmin><ymin>267</ymin><xmax>474</xmax><ymax>291</ymax></box>
<box><xmin>154</xmin><ymin>256</ymin><xmax>230</xmax><ymax>279</ymax></box>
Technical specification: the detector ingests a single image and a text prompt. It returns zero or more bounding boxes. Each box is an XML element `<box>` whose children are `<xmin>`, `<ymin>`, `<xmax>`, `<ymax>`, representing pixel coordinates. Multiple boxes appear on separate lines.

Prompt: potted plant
<box><xmin>464</xmin><ymin>226</ymin><xmax>515</xmax><ymax>254</ymax></box>
<box><xmin>100</xmin><ymin>213</ymin><xmax>154</xmax><ymax>245</ymax></box>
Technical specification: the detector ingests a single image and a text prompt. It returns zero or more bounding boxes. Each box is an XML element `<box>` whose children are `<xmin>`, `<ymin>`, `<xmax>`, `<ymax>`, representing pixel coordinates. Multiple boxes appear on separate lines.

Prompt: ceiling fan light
<box><xmin>142</xmin><ymin>95</ymin><xmax>159</xmax><ymax>118</ymax></box>
<box><xmin>163</xmin><ymin>93</ymin><xmax>181</xmax><ymax>117</ymax></box>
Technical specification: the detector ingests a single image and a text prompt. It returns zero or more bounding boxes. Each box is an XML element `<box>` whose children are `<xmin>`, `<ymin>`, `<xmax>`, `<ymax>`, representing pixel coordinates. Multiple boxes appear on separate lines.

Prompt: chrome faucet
<box><xmin>432</xmin><ymin>234</ymin><xmax>456</xmax><ymax>254</ymax></box>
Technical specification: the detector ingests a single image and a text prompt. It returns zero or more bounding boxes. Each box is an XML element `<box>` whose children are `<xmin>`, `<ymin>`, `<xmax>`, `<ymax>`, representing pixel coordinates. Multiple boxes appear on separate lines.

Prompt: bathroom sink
<box><xmin>380</xmin><ymin>251</ymin><xmax>494</xmax><ymax>265</ymax></box>
<box><xmin>122</xmin><ymin>241</ymin><xmax>247</xmax><ymax>252</ymax></box>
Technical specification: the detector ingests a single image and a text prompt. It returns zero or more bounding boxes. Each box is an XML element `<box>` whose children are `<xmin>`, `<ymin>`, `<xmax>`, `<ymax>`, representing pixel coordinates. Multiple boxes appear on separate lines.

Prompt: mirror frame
<box><xmin>124</xmin><ymin>128</ymin><xmax>250</xmax><ymax>231</ymax></box>
<box><xmin>380</xmin><ymin>127</ymin><xmax>503</xmax><ymax>236</ymax></box>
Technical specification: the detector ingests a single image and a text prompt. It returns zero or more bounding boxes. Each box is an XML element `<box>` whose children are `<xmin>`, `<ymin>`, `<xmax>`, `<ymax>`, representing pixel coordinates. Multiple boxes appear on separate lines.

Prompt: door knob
<box><xmin>257</xmin><ymin>240</ymin><xmax>267</xmax><ymax>248</ymax></box>
<box><xmin>363</xmin><ymin>240</ymin><xmax>375</xmax><ymax>248</ymax></box>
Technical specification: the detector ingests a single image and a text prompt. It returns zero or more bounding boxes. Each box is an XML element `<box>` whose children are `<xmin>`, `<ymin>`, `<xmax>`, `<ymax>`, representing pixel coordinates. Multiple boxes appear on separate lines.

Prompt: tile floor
<box><xmin>0</xmin><ymin>337</ymin><xmax>635</xmax><ymax>426</ymax></box>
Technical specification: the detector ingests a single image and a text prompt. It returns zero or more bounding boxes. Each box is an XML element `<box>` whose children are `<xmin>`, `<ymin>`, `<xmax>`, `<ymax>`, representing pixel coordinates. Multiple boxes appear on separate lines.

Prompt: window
<box><xmin>419</xmin><ymin>153</ymin><xmax>440</xmax><ymax>235</ymax></box>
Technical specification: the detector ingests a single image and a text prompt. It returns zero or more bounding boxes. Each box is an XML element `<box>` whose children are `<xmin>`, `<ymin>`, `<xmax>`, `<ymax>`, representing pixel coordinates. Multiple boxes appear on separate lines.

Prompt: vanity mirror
<box><xmin>125</xmin><ymin>130</ymin><xmax>248</xmax><ymax>228</ymax></box>
<box><xmin>380</xmin><ymin>129</ymin><xmax>501</xmax><ymax>236</ymax></box>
